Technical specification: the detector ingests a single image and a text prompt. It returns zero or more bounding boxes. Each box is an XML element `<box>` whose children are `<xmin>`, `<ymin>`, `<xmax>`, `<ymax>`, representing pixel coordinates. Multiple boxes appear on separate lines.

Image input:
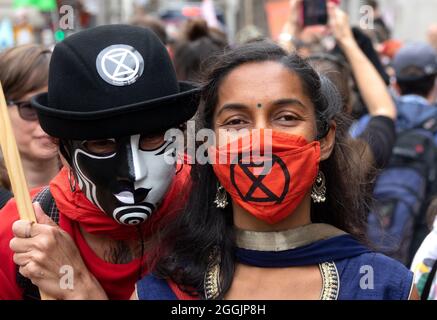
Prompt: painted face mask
<box><xmin>63</xmin><ymin>134</ymin><xmax>176</xmax><ymax>225</ymax></box>
<box><xmin>210</xmin><ymin>130</ymin><xmax>321</xmax><ymax>224</ymax></box>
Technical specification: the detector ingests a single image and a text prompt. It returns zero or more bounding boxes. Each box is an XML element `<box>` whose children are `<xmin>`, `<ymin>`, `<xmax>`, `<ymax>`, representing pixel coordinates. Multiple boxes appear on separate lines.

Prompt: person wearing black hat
<box><xmin>0</xmin><ymin>24</ymin><xmax>199</xmax><ymax>300</ymax></box>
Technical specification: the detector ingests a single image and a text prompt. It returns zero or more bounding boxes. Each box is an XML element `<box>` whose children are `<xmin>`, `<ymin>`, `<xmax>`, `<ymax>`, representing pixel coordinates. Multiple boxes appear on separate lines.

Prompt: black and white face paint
<box><xmin>65</xmin><ymin>134</ymin><xmax>176</xmax><ymax>225</ymax></box>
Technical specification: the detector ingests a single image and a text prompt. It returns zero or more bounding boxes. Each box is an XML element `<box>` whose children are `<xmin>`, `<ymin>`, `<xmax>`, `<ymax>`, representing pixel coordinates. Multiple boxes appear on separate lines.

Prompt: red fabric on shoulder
<box><xmin>0</xmin><ymin>188</ymin><xmax>41</xmax><ymax>299</ymax></box>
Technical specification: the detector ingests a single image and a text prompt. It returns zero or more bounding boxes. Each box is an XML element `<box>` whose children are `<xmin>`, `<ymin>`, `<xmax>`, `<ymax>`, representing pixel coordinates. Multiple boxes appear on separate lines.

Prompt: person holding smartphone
<box><xmin>279</xmin><ymin>0</ymin><xmax>334</xmax><ymax>56</ymax></box>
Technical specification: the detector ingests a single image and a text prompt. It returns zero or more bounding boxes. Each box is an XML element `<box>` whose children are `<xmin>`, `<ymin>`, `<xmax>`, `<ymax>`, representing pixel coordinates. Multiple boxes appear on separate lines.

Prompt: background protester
<box><xmin>358</xmin><ymin>42</ymin><xmax>437</xmax><ymax>265</ymax></box>
<box><xmin>310</xmin><ymin>4</ymin><xmax>396</xmax><ymax>173</ymax></box>
<box><xmin>279</xmin><ymin>1</ymin><xmax>391</xmax><ymax>118</ymax></box>
<box><xmin>392</xmin><ymin>43</ymin><xmax>437</xmax><ymax>106</ymax></box>
<box><xmin>0</xmin><ymin>44</ymin><xmax>59</xmax><ymax>190</ymax></box>
<box><xmin>130</xmin><ymin>14</ymin><xmax>168</xmax><ymax>46</ymax></box>
<box><xmin>411</xmin><ymin>199</ymin><xmax>437</xmax><ymax>300</ymax></box>
<box><xmin>172</xmin><ymin>19</ymin><xmax>228</xmax><ymax>82</ymax></box>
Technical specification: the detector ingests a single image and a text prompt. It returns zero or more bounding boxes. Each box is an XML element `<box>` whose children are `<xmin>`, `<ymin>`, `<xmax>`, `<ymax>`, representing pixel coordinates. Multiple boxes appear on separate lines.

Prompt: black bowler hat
<box><xmin>32</xmin><ymin>24</ymin><xmax>200</xmax><ymax>140</ymax></box>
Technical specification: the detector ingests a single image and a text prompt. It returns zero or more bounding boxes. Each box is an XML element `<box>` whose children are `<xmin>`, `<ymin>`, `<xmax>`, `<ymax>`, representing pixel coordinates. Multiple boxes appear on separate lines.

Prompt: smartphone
<box><xmin>302</xmin><ymin>0</ymin><xmax>328</xmax><ymax>27</ymax></box>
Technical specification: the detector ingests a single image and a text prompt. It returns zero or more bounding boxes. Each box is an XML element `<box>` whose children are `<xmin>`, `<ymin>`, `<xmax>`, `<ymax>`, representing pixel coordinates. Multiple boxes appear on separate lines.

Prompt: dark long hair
<box><xmin>153</xmin><ymin>41</ymin><xmax>370</xmax><ymax>299</ymax></box>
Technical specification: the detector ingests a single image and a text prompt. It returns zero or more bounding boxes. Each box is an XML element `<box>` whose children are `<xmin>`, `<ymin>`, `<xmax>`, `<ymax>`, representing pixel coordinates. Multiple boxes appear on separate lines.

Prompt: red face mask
<box><xmin>210</xmin><ymin>130</ymin><xmax>320</xmax><ymax>224</ymax></box>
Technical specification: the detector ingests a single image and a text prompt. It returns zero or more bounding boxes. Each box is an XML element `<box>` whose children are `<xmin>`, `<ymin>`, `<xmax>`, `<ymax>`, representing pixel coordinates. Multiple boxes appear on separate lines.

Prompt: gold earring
<box><xmin>311</xmin><ymin>171</ymin><xmax>326</xmax><ymax>203</ymax></box>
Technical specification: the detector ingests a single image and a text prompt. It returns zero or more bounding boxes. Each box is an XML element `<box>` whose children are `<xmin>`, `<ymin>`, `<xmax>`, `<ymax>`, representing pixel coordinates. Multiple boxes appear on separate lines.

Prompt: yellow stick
<box><xmin>0</xmin><ymin>82</ymin><xmax>52</xmax><ymax>300</ymax></box>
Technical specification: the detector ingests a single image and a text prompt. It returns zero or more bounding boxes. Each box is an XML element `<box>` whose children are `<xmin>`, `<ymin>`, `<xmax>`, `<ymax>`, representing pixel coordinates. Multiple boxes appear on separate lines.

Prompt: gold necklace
<box><xmin>204</xmin><ymin>247</ymin><xmax>221</xmax><ymax>300</ymax></box>
<box><xmin>319</xmin><ymin>262</ymin><xmax>340</xmax><ymax>300</ymax></box>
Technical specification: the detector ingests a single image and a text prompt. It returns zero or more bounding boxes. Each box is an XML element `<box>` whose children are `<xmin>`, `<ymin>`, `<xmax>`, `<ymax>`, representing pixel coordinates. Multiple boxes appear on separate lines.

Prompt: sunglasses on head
<box><xmin>7</xmin><ymin>100</ymin><xmax>38</xmax><ymax>121</ymax></box>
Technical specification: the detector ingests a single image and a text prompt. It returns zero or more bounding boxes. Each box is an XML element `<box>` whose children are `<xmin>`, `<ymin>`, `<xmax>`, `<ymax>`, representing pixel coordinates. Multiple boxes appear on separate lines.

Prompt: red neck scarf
<box><xmin>50</xmin><ymin>166</ymin><xmax>190</xmax><ymax>240</ymax></box>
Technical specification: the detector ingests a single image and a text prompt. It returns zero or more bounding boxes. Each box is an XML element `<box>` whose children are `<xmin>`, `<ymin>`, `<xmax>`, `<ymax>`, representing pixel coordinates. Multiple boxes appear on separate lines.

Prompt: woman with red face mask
<box><xmin>134</xmin><ymin>40</ymin><xmax>419</xmax><ymax>300</ymax></box>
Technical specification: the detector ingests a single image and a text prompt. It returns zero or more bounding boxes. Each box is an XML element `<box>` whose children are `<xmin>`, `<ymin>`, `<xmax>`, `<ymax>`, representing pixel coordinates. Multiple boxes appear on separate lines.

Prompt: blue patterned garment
<box><xmin>137</xmin><ymin>235</ymin><xmax>414</xmax><ymax>300</ymax></box>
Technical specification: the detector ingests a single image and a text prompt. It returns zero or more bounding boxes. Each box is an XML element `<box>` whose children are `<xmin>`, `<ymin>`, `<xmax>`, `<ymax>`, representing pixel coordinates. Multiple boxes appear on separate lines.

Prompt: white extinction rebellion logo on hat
<box><xmin>96</xmin><ymin>44</ymin><xmax>144</xmax><ymax>86</ymax></box>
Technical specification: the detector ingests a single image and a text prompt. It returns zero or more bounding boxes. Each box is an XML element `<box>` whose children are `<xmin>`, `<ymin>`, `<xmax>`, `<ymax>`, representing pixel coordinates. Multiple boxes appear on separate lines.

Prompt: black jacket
<box><xmin>0</xmin><ymin>187</ymin><xmax>12</xmax><ymax>209</ymax></box>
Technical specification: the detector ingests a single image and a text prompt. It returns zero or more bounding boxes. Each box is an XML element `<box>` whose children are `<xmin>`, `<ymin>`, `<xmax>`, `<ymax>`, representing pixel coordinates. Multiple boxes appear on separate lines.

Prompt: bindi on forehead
<box><xmin>257</xmin><ymin>103</ymin><xmax>263</xmax><ymax>109</ymax></box>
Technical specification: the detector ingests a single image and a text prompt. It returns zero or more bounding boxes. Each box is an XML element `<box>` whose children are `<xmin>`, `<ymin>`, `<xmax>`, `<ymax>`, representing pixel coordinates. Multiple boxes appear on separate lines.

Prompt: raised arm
<box><xmin>278</xmin><ymin>0</ymin><xmax>303</xmax><ymax>53</ymax></box>
<box><xmin>328</xmin><ymin>2</ymin><xmax>396</xmax><ymax>120</ymax></box>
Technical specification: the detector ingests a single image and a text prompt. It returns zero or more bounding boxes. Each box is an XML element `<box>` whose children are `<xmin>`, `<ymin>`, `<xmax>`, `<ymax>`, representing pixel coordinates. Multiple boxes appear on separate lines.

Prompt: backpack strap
<box><xmin>32</xmin><ymin>186</ymin><xmax>60</xmax><ymax>224</ymax></box>
<box><xmin>0</xmin><ymin>187</ymin><xmax>13</xmax><ymax>209</ymax></box>
<box><xmin>421</xmin><ymin>259</ymin><xmax>437</xmax><ymax>301</ymax></box>
<box><xmin>17</xmin><ymin>186</ymin><xmax>59</xmax><ymax>300</ymax></box>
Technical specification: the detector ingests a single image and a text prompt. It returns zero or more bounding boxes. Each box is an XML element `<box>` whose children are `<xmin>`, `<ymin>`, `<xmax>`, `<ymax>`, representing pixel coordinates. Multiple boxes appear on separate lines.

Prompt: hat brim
<box><xmin>32</xmin><ymin>82</ymin><xmax>200</xmax><ymax>140</ymax></box>
<box><xmin>396</xmin><ymin>72</ymin><xmax>437</xmax><ymax>82</ymax></box>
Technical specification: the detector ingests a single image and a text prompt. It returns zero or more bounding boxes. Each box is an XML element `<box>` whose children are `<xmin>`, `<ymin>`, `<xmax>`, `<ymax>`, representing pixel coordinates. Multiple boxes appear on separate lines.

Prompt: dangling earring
<box><xmin>214</xmin><ymin>183</ymin><xmax>229</xmax><ymax>209</ymax></box>
<box><xmin>311</xmin><ymin>171</ymin><xmax>326</xmax><ymax>203</ymax></box>
<box><xmin>68</xmin><ymin>168</ymin><xmax>77</xmax><ymax>192</ymax></box>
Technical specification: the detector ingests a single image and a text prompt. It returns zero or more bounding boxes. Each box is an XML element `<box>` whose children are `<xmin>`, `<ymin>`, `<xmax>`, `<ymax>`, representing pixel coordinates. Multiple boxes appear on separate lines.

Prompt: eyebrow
<box><xmin>216</xmin><ymin>98</ymin><xmax>308</xmax><ymax>117</ymax></box>
<box><xmin>271</xmin><ymin>98</ymin><xmax>307</xmax><ymax>110</ymax></box>
<box><xmin>216</xmin><ymin>103</ymin><xmax>250</xmax><ymax>118</ymax></box>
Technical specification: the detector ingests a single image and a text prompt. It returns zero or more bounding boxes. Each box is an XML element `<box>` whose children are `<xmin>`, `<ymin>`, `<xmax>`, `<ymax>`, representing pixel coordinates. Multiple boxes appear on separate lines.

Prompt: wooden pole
<box><xmin>0</xmin><ymin>82</ymin><xmax>52</xmax><ymax>300</ymax></box>
<box><xmin>0</xmin><ymin>85</ymin><xmax>35</xmax><ymax>222</ymax></box>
